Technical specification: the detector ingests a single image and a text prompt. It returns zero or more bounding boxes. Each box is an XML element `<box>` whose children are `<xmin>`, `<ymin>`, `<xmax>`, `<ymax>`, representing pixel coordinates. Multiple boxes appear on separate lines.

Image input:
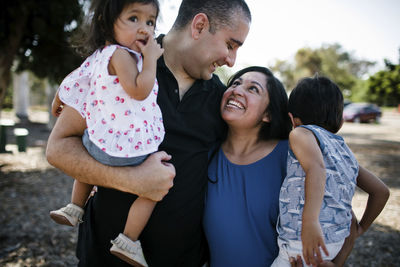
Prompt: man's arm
<box><xmin>46</xmin><ymin>105</ymin><xmax>175</xmax><ymax>201</ymax></box>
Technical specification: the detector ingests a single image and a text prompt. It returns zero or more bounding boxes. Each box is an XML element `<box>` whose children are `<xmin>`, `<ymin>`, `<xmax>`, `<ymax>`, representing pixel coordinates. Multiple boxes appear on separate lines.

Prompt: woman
<box><xmin>203</xmin><ymin>67</ymin><xmax>357</xmax><ymax>267</ymax></box>
<box><xmin>203</xmin><ymin>66</ymin><xmax>292</xmax><ymax>266</ymax></box>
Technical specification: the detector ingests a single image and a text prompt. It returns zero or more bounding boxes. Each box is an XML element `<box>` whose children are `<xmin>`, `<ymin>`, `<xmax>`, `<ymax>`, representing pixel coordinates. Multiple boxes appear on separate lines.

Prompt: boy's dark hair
<box><xmin>288</xmin><ymin>76</ymin><xmax>344</xmax><ymax>133</ymax></box>
<box><xmin>76</xmin><ymin>0</ymin><xmax>159</xmax><ymax>56</ymax></box>
<box><xmin>227</xmin><ymin>66</ymin><xmax>292</xmax><ymax>141</ymax></box>
<box><xmin>172</xmin><ymin>0</ymin><xmax>251</xmax><ymax>33</ymax></box>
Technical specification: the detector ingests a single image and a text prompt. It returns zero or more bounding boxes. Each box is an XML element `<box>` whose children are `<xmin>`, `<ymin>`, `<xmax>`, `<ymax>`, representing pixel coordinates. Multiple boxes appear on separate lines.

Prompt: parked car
<box><xmin>344</xmin><ymin>99</ymin><xmax>352</xmax><ymax>107</ymax></box>
<box><xmin>343</xmin><ymin>103</ymin><xmax>382</xmax><ymax>123</ymax></box>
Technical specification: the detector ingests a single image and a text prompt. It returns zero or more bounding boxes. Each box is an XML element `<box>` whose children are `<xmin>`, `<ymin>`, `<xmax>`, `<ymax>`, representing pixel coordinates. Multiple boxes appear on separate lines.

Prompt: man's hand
<box><xmin>46</xmin><ymin>105</ymin><xmax>175</xmax><ymax>200</ymax></box>
<box><xmin>132</xmin><ymin>151</ymin><xmax>175</xmax><ymax>201</ymax></box>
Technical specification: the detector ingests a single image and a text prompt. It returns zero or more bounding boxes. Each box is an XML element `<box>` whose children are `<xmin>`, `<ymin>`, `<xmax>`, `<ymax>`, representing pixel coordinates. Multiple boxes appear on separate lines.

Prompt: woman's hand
<box><xmin>290</xmin><ymin>255</ymin><xmax>337</xmax><ymax>267</ymax></box>
<box><xmin>290</xmin><ymin>255</ymin><xmax>302</xmax><ymax>267</ymax></box>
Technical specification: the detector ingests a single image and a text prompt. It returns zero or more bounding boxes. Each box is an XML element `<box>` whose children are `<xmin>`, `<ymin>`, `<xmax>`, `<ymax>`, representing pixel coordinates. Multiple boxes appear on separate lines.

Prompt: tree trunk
<box><xmin>45</xmin><ymin>79</ymin><xmax>58</xmax><ymax>130</ymax></box>
<box><xmin>13</xmin><ymin>71</ymin><xmax>30</xmax><ymax>121</ymax></box>
<box><xmin>0</xmin><ymin>6</ymin><xmax>29</xmax><ymax>116</ymax></box>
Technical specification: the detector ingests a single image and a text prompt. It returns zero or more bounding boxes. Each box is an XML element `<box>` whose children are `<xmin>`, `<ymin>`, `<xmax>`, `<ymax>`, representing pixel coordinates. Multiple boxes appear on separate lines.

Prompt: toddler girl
<box><xmin>49</xmin><ymin>0</ymin><xmax>164</xmax><ymax>266</ymax></box>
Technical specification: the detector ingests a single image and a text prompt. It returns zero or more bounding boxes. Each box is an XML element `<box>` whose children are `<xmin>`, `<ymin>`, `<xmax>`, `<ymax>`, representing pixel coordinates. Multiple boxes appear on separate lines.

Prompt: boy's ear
<box><xmin>288</xmin><ymin>112</ymin><xmax>302</xmax><ymax>128</ymax></box>
<box><xmin>191</xmin><ymin>13</ymin><xmax>209</xmax><ymax>39</ymax></box>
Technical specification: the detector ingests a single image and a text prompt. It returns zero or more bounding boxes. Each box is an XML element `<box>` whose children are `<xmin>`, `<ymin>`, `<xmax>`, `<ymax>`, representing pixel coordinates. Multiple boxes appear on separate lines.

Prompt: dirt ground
<box><xmin>0</xmin><ymin>109</ymin><xmax>399</xmax><ymax>267</ymax></box>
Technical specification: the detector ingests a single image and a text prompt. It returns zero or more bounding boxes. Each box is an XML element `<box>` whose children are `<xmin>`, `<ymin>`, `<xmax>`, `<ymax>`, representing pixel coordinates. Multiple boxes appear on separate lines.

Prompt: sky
<box><xmin>157</xmin><ymin>0</ymin><xmax>400</xmax><ymax>73</ymax></box>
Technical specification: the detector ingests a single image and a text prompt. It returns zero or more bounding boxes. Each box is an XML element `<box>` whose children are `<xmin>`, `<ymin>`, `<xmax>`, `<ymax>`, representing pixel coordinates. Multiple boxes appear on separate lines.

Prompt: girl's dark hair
<box><xmin>288</xmin><ymin>76</ymin><xmax>344</xmax><ymax>133</ymax></box>
<box><xmin>75</xmin><ymin>0</ymin><xmax>159</xmax><ymax>56</ymax></box>
<box><xmin>227</xmin><ymin>66</ymin><xmax>292</xmax><ymax>141</ymax></box>
<box><xmin>172</xmin><ymin>0</ymin><xmax>251</xmax><ymax>33</ymax></box>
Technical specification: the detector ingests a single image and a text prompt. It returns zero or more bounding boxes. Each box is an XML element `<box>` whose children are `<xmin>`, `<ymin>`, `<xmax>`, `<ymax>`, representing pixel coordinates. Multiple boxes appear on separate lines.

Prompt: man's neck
<box><xmin>163</xmin><ymin>32</ymin><xmax>196</xmax><ymax>100</ymax></box>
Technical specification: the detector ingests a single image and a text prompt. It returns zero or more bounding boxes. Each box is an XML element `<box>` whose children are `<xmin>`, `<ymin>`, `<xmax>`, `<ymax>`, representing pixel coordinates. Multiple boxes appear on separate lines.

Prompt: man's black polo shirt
<box><xmin>77</xmin><ymin>36</ymin><xmax>226</xmax><ymax>267</ymax></box>
<box><xmin>139</xmin><ymin>38</ymin><xmax>227</xmax><ymax>266</ymax></box>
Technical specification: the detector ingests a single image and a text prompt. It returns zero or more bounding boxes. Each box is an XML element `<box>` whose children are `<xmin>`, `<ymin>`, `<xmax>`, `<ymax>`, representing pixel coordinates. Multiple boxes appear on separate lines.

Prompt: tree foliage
<box><xmin>271</xmin><ymin>43</ymin><xmax>375</xmax><ymax>94</ymax></box>
<box><xmin>0</xmin><ymin>0</ymin><xmax>86</xmax><ymax>110</ymax></box>
<box><xmin>367</xmin><ymin>56</ymin><xmax>400</xmax><ymax>106</ymax></box>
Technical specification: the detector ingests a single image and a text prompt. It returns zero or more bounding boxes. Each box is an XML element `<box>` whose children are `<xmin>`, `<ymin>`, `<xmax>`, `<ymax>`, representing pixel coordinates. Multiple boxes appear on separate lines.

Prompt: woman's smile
<box><xmin>226</xmin><ymin>98</ymin><xmax>245</xmax><ymax>110</ymax></box>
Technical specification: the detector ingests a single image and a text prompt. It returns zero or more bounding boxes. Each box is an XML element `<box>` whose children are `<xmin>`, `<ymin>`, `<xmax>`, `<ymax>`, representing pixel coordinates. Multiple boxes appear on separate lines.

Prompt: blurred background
<box><xmin>0</xmin><ymin>0</ymin><xmax>399</xmax><ymax>266</ymax></box>
<box><xmin>1</xmin><ymin>0</ymin><xmax>399</xmax><ymax>118</ymax></box>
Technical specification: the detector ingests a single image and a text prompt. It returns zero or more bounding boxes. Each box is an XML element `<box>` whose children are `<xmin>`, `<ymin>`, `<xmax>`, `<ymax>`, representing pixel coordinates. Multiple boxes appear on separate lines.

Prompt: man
<box><xmin>46</xmin><ymin>0</ymin><xmax>251</xmax><ymax>266</ymax></box>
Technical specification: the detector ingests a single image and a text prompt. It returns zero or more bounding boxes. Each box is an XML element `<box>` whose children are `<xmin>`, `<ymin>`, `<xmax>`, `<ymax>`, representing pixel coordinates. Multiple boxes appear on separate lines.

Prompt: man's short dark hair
<box><xmin>172</xmin><ymin>0</ymin><xmax>251</xmax><ymax>33</ymax></box>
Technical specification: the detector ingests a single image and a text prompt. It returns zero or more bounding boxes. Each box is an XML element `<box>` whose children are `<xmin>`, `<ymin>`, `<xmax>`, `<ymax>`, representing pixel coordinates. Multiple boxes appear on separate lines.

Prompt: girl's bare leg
<box><xmin>123</xmin><ymin>197</ymin><xmax>156</xmax><ymax>241</ymax></box>
<box><xmin>71</xmin><ymin>179</ymin><xmax>93</xmax><ymax>208</ymax></box>
<box><xmin>50</xmin><ymin>179</ymin><xmax>92</xmax><ymax>226</ymax></box>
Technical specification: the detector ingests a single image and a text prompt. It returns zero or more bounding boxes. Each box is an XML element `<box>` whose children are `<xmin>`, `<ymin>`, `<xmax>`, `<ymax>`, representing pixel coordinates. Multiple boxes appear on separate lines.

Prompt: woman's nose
<box><xmin>232</xmin><ymin>85</ymin><xmax>244</xmax><ymax>96</ymax></box>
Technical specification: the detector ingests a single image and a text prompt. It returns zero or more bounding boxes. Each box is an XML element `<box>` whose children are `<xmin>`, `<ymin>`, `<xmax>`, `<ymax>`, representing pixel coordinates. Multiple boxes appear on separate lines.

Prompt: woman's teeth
<box><xmin>227</xmin><ymin>99</ymin><xmax>244</xmax><ymax>109</ymax></box>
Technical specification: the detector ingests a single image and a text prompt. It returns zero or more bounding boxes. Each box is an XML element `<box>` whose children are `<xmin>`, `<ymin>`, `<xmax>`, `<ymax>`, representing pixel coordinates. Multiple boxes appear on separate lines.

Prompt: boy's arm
<box><xmin>325</xmin><ymin>210</ymin><xmax>358</xmax><ymax>266</ymax></box>
<box><xmin>110</xmin><ymin>39</ymin><xmax>163</xmax><ymax>100</ymax></box>
<box><xmin>355</xmin><ymin>165</ymin><xmax>390</xmax><ymax>234</ymax></box>
<box><xmin>290</xmin><ymin>127</ymin><xmax>329</xmax><ymax>266</ymax></box>
<box><xmin>290</xmin><ymin>211</ymin><xmax>358</xmax><ymax>267</ymax></box>
<box><xmin>46</xmin><ymin>105</ymin><xmax>175</xmax><ymax>201</ymax></box>
<box><xmin>315</xmin><ymin>165</ymin><xmax>389</xmax><ymax>266</ymax></box>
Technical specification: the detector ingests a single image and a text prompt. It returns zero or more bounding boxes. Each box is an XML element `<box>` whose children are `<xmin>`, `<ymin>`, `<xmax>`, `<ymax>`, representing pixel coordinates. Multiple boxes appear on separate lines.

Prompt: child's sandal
<box><xmin>110</xmin><ymin>233</ymin><xmax>148</xmax><ymax>267</ymax></box>
<box><xmin>50</xmin><ymin>203</ymin><xmax>84</xmax><ymax>227</ymax></box>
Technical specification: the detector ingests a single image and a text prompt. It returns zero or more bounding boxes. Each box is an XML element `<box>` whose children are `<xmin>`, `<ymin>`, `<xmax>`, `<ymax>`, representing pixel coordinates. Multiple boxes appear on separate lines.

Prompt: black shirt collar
<box><xmin>156</xmin><ymin>34</ymin><xmax>210</xmax><ymax>92</ymax></box>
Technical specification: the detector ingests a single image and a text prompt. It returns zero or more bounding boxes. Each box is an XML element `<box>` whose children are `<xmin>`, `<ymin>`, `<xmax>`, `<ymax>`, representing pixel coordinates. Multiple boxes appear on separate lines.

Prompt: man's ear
<box><xmin>191</xmin><ymin>13</ymin><xmax>209</xmax><ymax>39</ymax></box>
